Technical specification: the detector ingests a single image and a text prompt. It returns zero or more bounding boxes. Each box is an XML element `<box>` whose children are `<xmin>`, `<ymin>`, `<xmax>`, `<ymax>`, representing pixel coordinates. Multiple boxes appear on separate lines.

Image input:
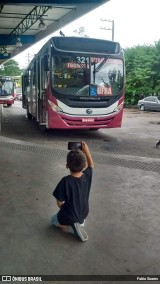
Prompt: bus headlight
<box><xmin>48</xmin><ymin>100</ymin><xmax>63</xmax><ymax>113</ymax></box>
<box><xmin>114</xmin><ymin>102</ymin><xmax>124</xmax><ymax>113</ymax></box>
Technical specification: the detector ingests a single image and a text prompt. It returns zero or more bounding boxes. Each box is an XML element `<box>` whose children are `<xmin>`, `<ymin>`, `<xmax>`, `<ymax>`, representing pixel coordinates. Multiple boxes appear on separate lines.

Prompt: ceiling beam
<box><xmin>0</xmin><ymin>0</ymin><xmax>105</xmax><ymax>4</ymax></box>
<box><xmin>10</xmin><ymin>6</ymin><xmax>51</xmax><ymax>37</ymax></box>
<box><xmin>0</xmin><ymin>8</ymin><xmax>71</xmax><ymax>15</ymax></box>
<box><xmin>0</xmin><ymin>15</ymin><xmax>59</xmax><ymax>22</ymax></box>
<box><xmin>0</xmin><ymin>5</ymin><xmax>4</xmax><ymax>13</ymax></box>
<box><xmin>0</xmin><ymin>35</ymin><xmax>35</xmax><ymax>45</ymax></box>
<box><xmin>0</xmin><ymin>54</ymin><xmax>11</xmax><ymax>60</ymax></box>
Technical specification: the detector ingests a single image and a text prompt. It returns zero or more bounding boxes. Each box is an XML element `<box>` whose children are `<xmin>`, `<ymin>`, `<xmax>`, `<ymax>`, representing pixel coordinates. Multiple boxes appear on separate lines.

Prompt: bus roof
<box><xmin>23</xmin><ymin>36</ymin><xmax>122</xmax><ymax>73</ymax></box>
<box><xmin>51</xmin><ymin>37</ymin><xmax>121</xmax><ymax>54</ymax></box>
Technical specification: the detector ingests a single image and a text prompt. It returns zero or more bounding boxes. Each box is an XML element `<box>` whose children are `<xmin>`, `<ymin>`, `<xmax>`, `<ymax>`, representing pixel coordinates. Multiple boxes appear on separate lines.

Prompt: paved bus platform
<box><xmin>1</xmin><ymin>134</ymin><xmax>160</xmax><ymax>283</ymax></box>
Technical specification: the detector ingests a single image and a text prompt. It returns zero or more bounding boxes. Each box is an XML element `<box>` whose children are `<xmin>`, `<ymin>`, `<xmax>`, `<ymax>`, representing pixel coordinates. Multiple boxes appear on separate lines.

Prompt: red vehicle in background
<box><xmin>0</xmin><ymin>76</ymin><xmax>15</xmax><ymax>106</ymax></box>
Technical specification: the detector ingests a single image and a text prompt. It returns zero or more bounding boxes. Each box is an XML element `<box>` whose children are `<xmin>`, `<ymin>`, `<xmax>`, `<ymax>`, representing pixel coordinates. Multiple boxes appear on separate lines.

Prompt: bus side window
<box><xmin>24</xmin><ymin>73</ymin><xmax>30</xmax><ymax>87</ymax></box>
<box><xmin>41</xmin><ymin>56</ymin><xmax>48</xmax><ymax>90</ymax></box>
<box><xmin>32</xmin><ymin>62</ymin><xmax>36</xmax><ymax>86</ymax></box>
<box><xmin>44</xmin><ymin>54</ymin><xmax>49</xmax><ymax>71</ymax></box>
<box><xmin>52</xmin><ymin>57</ymin><xmax>56</xmax><ymax>85</ymax></box>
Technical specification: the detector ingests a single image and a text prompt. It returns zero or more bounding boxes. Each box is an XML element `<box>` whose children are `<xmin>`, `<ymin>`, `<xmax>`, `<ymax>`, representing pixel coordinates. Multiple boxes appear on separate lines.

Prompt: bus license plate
<box><xmin>82</xmin><ymin>118</ymin><xmax>94</xmax><ymax>122</ymax></box>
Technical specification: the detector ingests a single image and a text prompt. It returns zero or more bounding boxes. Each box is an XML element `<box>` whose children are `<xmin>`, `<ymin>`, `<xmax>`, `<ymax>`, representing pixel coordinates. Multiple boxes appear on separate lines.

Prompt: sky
<box><xmin>14</xmin><ymin>0</ymin><xmax>160</xmax><ymax>68</ymax></box>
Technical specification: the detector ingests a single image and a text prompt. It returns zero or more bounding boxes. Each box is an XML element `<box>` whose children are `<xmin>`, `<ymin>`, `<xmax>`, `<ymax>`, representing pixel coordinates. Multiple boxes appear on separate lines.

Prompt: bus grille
<box><xmin>63</xmin><ymin>116</ymin><xmax>115</xmax><ymax>127</ymax></box>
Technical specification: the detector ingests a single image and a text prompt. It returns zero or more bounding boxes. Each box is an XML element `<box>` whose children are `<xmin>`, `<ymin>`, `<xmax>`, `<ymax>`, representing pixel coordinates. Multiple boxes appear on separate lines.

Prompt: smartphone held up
<box><xmin>68</xmin><ymin>142</ymin><xmax>82</xmax><ymax>150</ymax></box>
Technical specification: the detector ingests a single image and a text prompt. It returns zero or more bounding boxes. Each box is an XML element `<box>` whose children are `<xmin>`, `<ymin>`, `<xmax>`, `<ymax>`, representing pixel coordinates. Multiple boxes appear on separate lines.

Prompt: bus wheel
<box><xmin>89</xmin><ymin>128</ymin><xmax>99</xmax><ymax>131</ymax></box>
<box><xmin>7</xmin><ymin>104</ymin><xmax>12</xmax><ymax>107</ymax></box>
<box><xmin>39</xmin><ymin>125</ymin><xmax>47</xmax><ymax>131</ymax></box>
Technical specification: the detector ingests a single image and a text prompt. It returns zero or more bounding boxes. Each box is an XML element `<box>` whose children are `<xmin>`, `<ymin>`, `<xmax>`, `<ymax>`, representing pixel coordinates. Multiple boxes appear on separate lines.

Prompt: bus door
<box><xmin>36</xmin><ymin>59</ymin><xmax>40</xmax><ymax>122</ymax></box>
<box><xmin>22</xmin><ymin>70</ymin><xmax>30</xmax><ymax>111</ymax></box>
<box><xmin>39</xmin><ymin>54</ymin><xmax>49</xmax><ymax>125</ymax></box>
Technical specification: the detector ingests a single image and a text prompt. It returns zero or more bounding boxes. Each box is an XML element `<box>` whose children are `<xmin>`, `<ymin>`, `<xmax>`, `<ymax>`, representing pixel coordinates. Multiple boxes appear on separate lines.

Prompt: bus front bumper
<box><xmin>47</xmin><ymin>108</ymin><xmax>123</xmax><ymax>129</ymax></box>
<box><xmin>0</xmin><ymin>97</ymin><xmax>14</xmax><ymax>105</ymax></box>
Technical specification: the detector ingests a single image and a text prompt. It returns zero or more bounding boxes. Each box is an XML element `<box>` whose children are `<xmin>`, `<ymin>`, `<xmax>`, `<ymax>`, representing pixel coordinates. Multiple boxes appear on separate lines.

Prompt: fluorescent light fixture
<box><xmin>4</xmin><ymin>50</ymin><xmax>8</xmax><ymax>56</ymax></box>
<box><xmin>0</xmin><ymin>47</ymin><xmax>8</xmax><ymax>56</ymax></box>
<box><xmin>38</xmin><ymin>18</ymin><xmax>46</xmax><ymax>30</ymax></box>
<box><xmin>16</xmin><ymin>37</ymin><xmax>22</xmax><ymax>47</ymax></box>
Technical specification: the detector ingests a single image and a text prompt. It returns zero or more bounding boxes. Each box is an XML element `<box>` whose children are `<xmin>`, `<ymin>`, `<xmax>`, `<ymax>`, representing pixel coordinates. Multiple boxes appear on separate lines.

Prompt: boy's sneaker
<box><xmin>156</xmin><ymin>140</ymin><xmax>160</xmax><ymax>148</ymax></box>
<box><xmin>80</xmin><ymin>220</ymin><xmax>85</xmax><ymax>227</ymax></box>
<box><xmin>71</xmin><ymin>223</ymin><xmax>88</xmax><ymax>242</ymax></box>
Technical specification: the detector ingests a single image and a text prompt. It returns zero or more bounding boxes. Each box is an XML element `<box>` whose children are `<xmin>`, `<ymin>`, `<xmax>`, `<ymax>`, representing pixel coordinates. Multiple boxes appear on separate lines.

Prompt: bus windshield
<box><xmin>52</xmin><ymin>56</ymin><xmax>123</xmax><ymax>97</ymax></box>
<box><xmin>0</xmin><ymin>78</ymin><xmax>14</xmax><ymax>96</ymax></box>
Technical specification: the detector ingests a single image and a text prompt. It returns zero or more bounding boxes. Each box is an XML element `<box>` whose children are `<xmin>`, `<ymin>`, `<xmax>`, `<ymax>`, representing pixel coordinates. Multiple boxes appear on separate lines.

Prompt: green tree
<box><xmin>0</xmin><ymin>59</ymin><xmax>22</xmax><ymax>76</ymax></box>
<box><xmin>124</xmin><ymin>41</ymin><xmax>160</xmax><ymax>105</ymax></box>
<box><xmin>151</xmin><ymin>41</ymin><xmax>160</xmax><ymax>93</ymax></box>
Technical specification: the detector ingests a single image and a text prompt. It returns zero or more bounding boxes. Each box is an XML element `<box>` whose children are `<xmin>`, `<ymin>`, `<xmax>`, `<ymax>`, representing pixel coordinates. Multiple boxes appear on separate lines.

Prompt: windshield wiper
<box><xmin>93</xmin><ymin>56</ymin><xmax>110</xmax><ymax>73</ymax></box>
<box><xmin>92</xmin><ymin>56</ymin><xmax>110</xmax><ymax>83</ymax></box>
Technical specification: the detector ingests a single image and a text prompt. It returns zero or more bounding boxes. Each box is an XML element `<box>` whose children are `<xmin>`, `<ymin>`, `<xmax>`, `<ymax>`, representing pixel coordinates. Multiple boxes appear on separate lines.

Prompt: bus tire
<box><xmin>39</xmin><ymin>125</ymin><xmax>47</xmax><ymax>131</ymax></box>
<box><xmin>7</xmin><ymin>104</ymin><xmax>12</xmax><ymax>107</ymax></box>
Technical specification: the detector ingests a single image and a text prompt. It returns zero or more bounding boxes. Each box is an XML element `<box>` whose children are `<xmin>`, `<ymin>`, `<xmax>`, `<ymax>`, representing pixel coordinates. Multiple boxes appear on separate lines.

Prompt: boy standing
<box><xmin>51</xmin><ymin>141</ymin><xmax>94</xmax><ymax>242</ymax></box>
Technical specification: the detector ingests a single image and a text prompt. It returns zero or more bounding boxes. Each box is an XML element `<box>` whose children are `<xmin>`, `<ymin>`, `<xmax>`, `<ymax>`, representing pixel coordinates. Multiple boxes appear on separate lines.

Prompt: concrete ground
<box><xmin>0</xmin><ymin>103</ymin><xmax>160</xmax><ymax>283</ymax></box>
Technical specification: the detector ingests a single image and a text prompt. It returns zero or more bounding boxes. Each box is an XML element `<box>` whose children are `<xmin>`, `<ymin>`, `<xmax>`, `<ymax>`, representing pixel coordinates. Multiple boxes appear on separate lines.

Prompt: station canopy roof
<box><xmin>0</xmin><ymin>0</ymin><xmax>110</xmax><ymax>65</ymax></box>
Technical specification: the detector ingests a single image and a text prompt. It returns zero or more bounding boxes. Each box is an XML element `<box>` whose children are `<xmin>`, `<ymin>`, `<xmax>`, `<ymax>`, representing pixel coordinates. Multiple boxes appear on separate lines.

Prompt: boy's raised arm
<box><xmin>82</xmin><ymin>141</ymin><xmax>94</xmax><ymax>169</ymax></box>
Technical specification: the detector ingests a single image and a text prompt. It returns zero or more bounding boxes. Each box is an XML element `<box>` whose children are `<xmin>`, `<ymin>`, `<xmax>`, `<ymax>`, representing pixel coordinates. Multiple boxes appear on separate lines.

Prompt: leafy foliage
<box><xmin>0</xmin><ymin>59</ymin><xmax>22</xmax><ymax>76</ymax></box>
<box><xmin>125</xmin><ymin>41</ymin><xmax>160</xmax><ymax>105</ymax></box>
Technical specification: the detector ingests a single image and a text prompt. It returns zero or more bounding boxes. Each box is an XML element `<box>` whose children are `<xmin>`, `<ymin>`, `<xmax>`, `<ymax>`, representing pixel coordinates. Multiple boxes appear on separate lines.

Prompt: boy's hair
<box><xmin>67</xmin><ymin>150</ymin><xmax>86</xmax><ymax>172</ymax></box>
